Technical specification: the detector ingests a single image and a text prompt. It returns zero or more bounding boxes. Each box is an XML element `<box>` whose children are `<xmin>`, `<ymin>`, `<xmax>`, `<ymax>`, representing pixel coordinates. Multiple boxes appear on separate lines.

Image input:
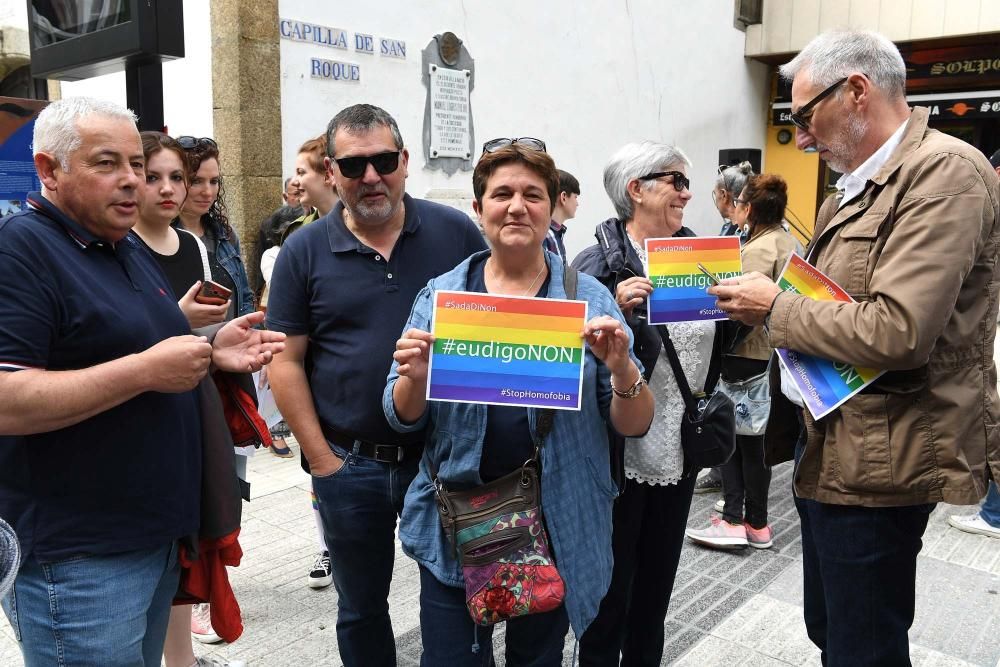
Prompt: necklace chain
<box><xmin>487</xmin><ymin>258</ymin><xmax>547</xmax><ymax>297</ymax></box>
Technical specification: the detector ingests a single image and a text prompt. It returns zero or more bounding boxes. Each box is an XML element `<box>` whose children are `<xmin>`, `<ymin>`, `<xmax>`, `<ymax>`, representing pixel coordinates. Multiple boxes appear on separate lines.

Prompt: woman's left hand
<box><xmin>583</xmin><ymin>316</ymin><xmax>633</xmax><ymax>376</ymax></box>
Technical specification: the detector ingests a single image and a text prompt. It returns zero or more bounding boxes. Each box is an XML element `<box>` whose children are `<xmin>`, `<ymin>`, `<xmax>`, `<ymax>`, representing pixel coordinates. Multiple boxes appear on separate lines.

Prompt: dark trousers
<box><xmin>418</xmin><ymin>565</ymin><xmax>569</xmax><ymax>667</ymax></box>
<box><xmin>579</xmin><ymin>474</ymin><xmax>697</xmax><ymax>666</ymax></box>
<box><xmin>793</xmin><ymin>440</ymin><xmax>935</xmax><ymax>666</ymax></box>
<box><xmin>720</xmin><ymin>433</ymin><xmax>771</xmax><ymax>527</ymax></box>
<box><xmin>312</xmin><ymin>440</ymin><xmax>417</xmax><ymax>667</ymax></box>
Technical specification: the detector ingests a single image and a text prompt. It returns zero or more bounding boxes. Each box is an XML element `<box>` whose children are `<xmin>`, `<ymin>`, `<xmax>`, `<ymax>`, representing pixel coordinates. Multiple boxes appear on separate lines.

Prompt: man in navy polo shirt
<box><xmin>267</xmin><ymin>104</ymin><xmax>486</xmax><ymax>666</ymax></box>
<box><xmin>0</xmin><ymin>97</ymin><xmax>285</xmax><ymax>666</ymax></box>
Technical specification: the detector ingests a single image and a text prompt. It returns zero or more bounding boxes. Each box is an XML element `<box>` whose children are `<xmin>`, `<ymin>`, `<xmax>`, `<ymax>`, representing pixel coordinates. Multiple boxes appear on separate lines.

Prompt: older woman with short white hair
<box><xmin>573</xmin><ymin>141</ymin><xmax>720</xmax><ymax>666</ymax></box>
<box><xmin>714</xmin><ymin>161</ymin><xmax>755</xmax><ymax>238</ymax></box>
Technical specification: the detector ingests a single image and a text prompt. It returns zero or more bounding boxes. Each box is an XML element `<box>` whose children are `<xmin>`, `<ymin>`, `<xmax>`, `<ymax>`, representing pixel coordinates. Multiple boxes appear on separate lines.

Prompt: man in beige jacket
<box><xmin>711</xmin><ymin>30</ymin><xmax>1000</xmax><ymax>666</ymax></box>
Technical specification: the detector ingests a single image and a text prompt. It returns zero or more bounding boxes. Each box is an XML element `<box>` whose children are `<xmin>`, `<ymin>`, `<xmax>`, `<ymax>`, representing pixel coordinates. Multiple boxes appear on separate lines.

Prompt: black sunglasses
<box><xmin>176</xmin><ymin>136</ymin><xmax>218</xmax><ymax>150</ymax></box>
<box><xmin>789</xmin><ymin>77</ymin><xmax>848</xmax><ymax>131</ymax></box>
<box><xmin>332</xmin><ymin>151</ymin><xmax>401</xmax><ymax>179</ymax></box>
<box><xmin>639</xmin><ymin>170</ymin><xmax>690</xmax><ymax>192</ymax></box>
<box><xmin>481</xmin><ymin>137</ymin><xmax>547</xmax><ymax>153</ymax></box>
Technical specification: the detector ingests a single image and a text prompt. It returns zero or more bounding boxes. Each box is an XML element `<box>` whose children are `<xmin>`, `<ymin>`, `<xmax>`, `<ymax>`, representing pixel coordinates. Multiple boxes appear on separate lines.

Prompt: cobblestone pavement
<box><xmin>4</xmin><ymin>438</ymin><xmax>997</xmax><ymax>667</ymax></box>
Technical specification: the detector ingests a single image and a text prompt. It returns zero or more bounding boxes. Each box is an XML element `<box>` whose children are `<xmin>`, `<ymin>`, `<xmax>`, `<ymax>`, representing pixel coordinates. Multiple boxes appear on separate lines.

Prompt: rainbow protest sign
<box><xmin>776</xmin><ymin>254</ymin><xmax>885</xmax><ymax>419</ymax></box>
<box><xmin>644</xmin><ymin>236</ymin><xmax>742</xmax><ymax>323</ymax></box>
<box><xmin>427</xmin><ymin>290</ymin><xmax>587</xmax><ymax>410</ymax></box>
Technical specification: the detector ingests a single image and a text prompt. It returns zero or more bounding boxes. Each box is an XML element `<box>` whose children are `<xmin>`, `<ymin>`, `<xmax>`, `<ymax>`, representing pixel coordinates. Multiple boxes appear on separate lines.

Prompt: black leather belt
<box><xmin>321</xmin><ymin>424</ymin><xmax>415</xmax><ymax>465</ymax></box>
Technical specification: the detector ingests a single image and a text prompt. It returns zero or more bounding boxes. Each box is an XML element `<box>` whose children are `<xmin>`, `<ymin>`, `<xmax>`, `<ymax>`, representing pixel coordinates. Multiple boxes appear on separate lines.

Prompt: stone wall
<box><xmin>211</xmin><ymin>0</ymin><xmax>282</xmax><ymax>292</ymax></box>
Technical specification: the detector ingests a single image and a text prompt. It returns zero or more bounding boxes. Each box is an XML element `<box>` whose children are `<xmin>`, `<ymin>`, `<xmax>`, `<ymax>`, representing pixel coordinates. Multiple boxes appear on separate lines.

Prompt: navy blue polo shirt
<box><xmin>267</xmin><ymin>193</ymin><xmax>487</xmax><ymax>445</ymax></box>
<box><xmin>0</xmin><ymin>193</ymin><xmax>201</xmax><ymax>561</ymax></box>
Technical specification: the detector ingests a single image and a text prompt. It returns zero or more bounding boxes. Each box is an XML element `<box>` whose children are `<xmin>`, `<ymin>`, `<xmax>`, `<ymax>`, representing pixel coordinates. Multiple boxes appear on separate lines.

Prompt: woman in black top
<box><xmin>132</xmin><ymin>132</ymin><xmax>229</xmax><ymax>330</ymax></box>
<box><xmin>133</xmin><ymin>131</ymin><xmax>230</xmax><ymax>667</ymax></box>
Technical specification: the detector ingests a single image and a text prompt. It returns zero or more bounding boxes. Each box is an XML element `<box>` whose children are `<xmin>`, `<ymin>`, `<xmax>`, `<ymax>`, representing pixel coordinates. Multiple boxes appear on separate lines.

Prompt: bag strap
<box><xmin>527</xmin><ymin>263</ymin><xmax>576</xmax><ymax>447</ymax></box>
<box><xmin>655</xmin><ymin>326</ymin><xmax>697</xmax><ymax>413</ymax></box>
<box><xmin>705</xmin><ymin>323</ymin><xmax>723</xmax><ymax>393</ymax></box>
<box><xmin>177</xmin><ymin>227</ymin><xmax>213</xmax><ymax>282</ymax></box>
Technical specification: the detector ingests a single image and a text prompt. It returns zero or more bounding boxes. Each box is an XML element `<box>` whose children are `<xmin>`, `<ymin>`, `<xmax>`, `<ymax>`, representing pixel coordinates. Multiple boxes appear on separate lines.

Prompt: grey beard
<box><xmin>349</xmin><ymin>197</ymin><xmax>400</xmax><ymax>225</ymax></box>
<box><xmin>825</xmin><ymin>113</ymin><xmax>869</xmax><ymax>174</ymax></box>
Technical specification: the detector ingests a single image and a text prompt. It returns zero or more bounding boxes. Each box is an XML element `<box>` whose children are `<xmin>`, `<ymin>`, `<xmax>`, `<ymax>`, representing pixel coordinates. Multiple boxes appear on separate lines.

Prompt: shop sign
<box><xmin>772</xmin><ymin>92</ymin><xmax>1000</xmax><ymax>125</ymax></box>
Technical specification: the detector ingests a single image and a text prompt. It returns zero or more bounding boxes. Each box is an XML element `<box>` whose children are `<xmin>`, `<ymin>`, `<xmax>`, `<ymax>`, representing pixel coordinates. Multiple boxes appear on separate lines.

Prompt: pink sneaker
<box><xmin>191</xmin><ymin>603</ymin><xmax>222</xmax><ymax>644</ymax></box>
<box><xmin>685</xmin><ymin>515</ymin><xmax>748</xmax><ymax>549</ymax></box>
<box><xmin>744</xmin><ymin>522</ymin><xmax>774</xmax><ymax>549</ymax></box>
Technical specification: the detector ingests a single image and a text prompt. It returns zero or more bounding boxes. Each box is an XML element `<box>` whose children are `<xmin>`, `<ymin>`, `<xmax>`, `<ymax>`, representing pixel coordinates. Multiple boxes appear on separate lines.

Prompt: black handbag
<box><xmin>656</xmin><ymin>326</ymin><xmax>736</xmax><ymax>471</ymax></box>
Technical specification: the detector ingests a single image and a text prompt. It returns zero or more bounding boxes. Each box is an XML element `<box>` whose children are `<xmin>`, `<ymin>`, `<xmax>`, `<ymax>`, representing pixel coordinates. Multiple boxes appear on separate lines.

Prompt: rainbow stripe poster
<box><xmin>644</xmin><ymin>236</ymin><xmax>742</xmax><ymax>323</ymax></box>
<box><xmin>427</xmin><ymin>290</ymin><xmax>587</xmax><ymax>410</ymax></box>
<box><xmin>776</xmin><ymin>254</ymin><xmax>885</xmax><ymax>420</ymax></box>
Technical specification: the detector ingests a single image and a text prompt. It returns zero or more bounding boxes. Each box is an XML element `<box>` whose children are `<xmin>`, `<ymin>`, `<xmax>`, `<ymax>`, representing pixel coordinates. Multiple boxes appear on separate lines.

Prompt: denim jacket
<box><xmin>173</xmin><ymin>218</ymin><xmax>255</xmax><ymax>318</ymax></box>
<box><xmin>214</xmin><ymin>233</ymin><xmax>254</xmax><ymax>318</ymax></box>
<box><xmin>382</xmin><ymin>250</ymin><xmax>645</xmax><ymax>636</ymax></box>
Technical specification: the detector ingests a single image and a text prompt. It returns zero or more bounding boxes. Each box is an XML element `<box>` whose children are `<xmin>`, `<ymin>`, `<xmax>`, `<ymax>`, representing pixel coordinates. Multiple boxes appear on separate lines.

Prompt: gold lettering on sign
<box><xmin>930</xmin><ymin>58</ymin><xmax>1000</xmax><ymax>76</ymax></box>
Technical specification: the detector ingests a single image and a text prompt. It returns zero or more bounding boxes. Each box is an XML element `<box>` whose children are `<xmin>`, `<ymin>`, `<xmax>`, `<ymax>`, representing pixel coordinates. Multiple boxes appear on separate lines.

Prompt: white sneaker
<box><xmin>191</xmin><ymin>603</ymin><xmax>222</xmax><ymax>644</ymax></box>
<box><xmin>714</xmin><ymin>498</ymin><xmax>724</xmax><ymax>514</ymax></box>
<box><xmin>948</xmin><ymin>513</ymin><xmax>1000</xmax><ymax>539</ymax></box>
<box><xmin>308</xmin><ymin>550</ymin><xmax>333</xmax><ymax>589</ymax></box>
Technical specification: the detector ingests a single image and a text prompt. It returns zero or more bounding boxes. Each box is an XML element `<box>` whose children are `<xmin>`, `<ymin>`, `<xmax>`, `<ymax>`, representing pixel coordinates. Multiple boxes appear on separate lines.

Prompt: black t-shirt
<box><xmin>138</xmin><ymin>229</ymin><xmax>206</xmax><ymax>301</ymax></box>
<box><xmin>466</xmin><ymin>253</ymin><xmax>552</xmax><ymax>482</ymax></box>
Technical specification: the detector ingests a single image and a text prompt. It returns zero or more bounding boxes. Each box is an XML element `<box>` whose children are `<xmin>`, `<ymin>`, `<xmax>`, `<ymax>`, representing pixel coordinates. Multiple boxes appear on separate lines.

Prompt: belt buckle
<box><xmin>374</xmin><ymin>443</ymin><xmax>404</xmax><ymax>464</ymax></box>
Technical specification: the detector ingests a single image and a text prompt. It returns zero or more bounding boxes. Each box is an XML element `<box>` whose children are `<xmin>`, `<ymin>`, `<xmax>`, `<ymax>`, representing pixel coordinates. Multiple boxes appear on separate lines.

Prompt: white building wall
<box><xmin>279</xmin><ymin>0</ymin><xmax>769</xmax><ymax>259</ymax></box>
<box><xmin>60</xmin><ymin>0</ymin><xmax>214</xmax><ymax>139</ymax></box>
<box><xmin>746</xmin><ymin>0</ymin><xmax>1000</xmax><ymax>57</ymax></box>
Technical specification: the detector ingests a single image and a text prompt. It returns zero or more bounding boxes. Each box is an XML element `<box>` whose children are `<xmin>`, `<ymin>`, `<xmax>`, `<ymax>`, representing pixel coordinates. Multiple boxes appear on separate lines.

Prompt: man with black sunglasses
<box><xmin>709</xmin><ymin>30</ymin><xmax>1000</xmax><ymax>667</ymax></box>
<box><xmin>266</xmin><ymin>104</ymin><xmax>486</xmax><ymax>666</ymax></box>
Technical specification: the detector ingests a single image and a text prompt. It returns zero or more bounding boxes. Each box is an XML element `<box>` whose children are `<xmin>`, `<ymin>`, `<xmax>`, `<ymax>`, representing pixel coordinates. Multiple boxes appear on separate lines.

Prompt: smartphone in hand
<box><xmin>195</xmin><ymin>279</ymin><xmax>233</xmax><ymax>305</ymax></box>
<box><xmin>696</xmin><ymin>263</ymin><xmax>722</xmax><ymax>287</ymax></box>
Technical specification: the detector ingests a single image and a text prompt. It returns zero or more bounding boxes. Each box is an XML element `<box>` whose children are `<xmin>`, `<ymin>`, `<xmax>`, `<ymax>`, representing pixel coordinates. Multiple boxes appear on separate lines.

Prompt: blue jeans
<box><xmin>1</xmin><ymin>542</ymin><xmax>179</xmax><ymax>666</ymax></box>
<box><xmin>981</xmin><ymin>481</ymin><xmax>1000</xmax><ymax>528</ymax></box>
<box><xmin>794</xmin><ymin>437</ymin><xmax>934</xmax><ymax>666</ymax></box>
<box><xmin>418</xmin><ymin>565</ymin><xmax>569</xmax><ymax>667</ymax></box>
<box><xmin>312</xmin><ymin>440</ymin><xmax>417</xmax><ymax>667</ymax></box>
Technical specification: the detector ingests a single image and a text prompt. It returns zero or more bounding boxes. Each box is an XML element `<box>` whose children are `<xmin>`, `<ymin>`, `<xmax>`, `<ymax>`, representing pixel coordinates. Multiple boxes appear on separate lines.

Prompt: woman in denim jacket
<box><xmin>177</xmin><ymin>136</ymin><xmax>255</xmax><ymax>319</ymax></box>
<box><xmin>383</xmin><ymin>141</ymin><xmax>653</xmax><ymax>666</ymax></box>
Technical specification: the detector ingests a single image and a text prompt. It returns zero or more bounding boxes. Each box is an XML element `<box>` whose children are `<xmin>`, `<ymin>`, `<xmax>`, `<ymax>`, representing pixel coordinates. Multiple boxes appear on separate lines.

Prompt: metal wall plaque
<box><xmin>422</xmin><ymin>33</ymin><xmax>474</xmax><ymax>175</ymax></box>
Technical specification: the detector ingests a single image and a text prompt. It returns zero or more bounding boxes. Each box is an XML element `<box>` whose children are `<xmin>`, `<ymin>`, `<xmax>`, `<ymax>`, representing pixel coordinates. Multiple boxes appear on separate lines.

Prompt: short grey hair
<box><xmin>325</xmin><ymin>104</ymin><xmax>404</xmax><ymax>157</ymax></box>
<box><xmin>715</xmin><ymin>161</ymin><xmax>754</xmax><ymax>198</ymax></box>
<box><xmin>33</xmin><ymin>97</ymin><xmax>137</xmax><ymax>171</ymax></box>
<box><xmin>779</xmin><ymin>29</ymin><xmax>906</xmax><ymax>100</ymax></box>
<box><xmin>603</xmin><ymin>141</ymin><xmax>691</xmax><ymax>221</ymax></box>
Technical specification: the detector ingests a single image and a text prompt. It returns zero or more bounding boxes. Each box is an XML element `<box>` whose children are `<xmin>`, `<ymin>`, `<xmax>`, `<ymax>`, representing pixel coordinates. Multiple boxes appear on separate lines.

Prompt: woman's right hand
<box><xmin>393</xmin><ymin>328</ymin><xmax>434</xmax><ymax>384</ymax></box>
<box><xmin>178</xmin><ymin>281</ymin><xmax>230</xmax><ymax>329</ymax></box>
<box><xmin>615</xmin><ymin>277</ymin><xmax>654</xmax><ymax>316</ymax></box>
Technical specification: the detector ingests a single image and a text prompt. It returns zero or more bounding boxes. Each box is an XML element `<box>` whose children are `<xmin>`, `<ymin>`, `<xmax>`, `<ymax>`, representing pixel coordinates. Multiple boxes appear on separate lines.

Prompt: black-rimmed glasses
<box><xmin>482</xmin><ymin>137</ymin><xmax>547</xmax><ymax>153</ymax></box>
<box><xmin>332</xmin><ymin>151</ymin><xmax>401</xmax><ymax>179</ymax></box>
<box><xmin>639</xmin><ymin>170</ymin><xmax>690</xmax><ymax>192</ymax></box>
<box><xmin>789</xmin><ymin>77</ymin><xmax>848</xmax><ymax>131</ymax></box>
<box><xmin>176</xmin><ymin>136</ymin><xmax>219</xmax><ymax>150</ymax></box>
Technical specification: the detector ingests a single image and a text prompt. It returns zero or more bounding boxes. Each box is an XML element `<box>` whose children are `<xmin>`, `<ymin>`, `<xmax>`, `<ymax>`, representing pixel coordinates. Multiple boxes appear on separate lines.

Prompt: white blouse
<box><xmin>624</xmin><ymin>235</ymin><xmax>717</xmax><ymax>486</ymax></box>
